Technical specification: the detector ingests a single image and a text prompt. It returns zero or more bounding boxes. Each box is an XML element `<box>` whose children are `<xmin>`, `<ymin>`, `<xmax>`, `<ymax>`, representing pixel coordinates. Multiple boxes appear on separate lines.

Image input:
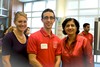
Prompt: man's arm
<box><xmin>54</xmin><ymin>55</ymin><xmax>61</xmax><ymax>67</ymax></box>
<box><xmin>29</xmin><ymin>54</ymin><xmax>43</xmax><ymax>67</ymax></box>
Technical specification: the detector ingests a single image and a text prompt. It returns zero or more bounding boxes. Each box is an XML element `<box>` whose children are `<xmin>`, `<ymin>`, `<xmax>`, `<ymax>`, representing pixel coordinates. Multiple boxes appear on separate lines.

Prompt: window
<box><xmin>24</xmin><ymin>3</ymin><xmax>32</xmax><ymax>12</ymax></box>
<box><xmin>66</xmin><ymin>0</ymin><xmax>100</xmax><ymax>64</ymax></box>
<box><xmin>24</xmin><ymin>0</ymin><xmax>56</xmax><ymax>34</ymax></box>
<box><xmin>32</xmin><ymin>1</ymin><xmax>45</xmax><ymax>11</ymax></box>
<box><xmin>46</xmin><ymin>0</ymin><xmax>56</xmax><ymax>10</ymax></box>
<box><xmin>66</xmin><ymin>0</ymin><xmax>78</xmax><ymax>9</ymax></box>
<box><xmin>80</xmin><ymin>0</ymin><xmax>98</xmax><ymax>9</ymax></box>
<box><xmin>31</xmin><ymin>18</ymin><xmax>43</xmax><ymax>28</ymax></box>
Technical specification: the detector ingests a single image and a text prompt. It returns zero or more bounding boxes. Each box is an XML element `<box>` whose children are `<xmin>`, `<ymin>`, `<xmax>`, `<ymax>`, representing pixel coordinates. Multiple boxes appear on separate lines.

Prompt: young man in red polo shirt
<box><xmin>80</xmin><ymin>23</ymin><xmax>93</xmax><ymax>46</ymax></box>
<box><xmin>27</xmin><ymin>8</ymin><xmax>61</xmax><ymax>67</ymax></box>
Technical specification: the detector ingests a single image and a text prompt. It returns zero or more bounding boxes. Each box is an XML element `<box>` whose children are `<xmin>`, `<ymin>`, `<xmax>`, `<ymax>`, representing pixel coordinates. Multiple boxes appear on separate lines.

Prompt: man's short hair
<box><xmin>83</xmin><ymin>23</ymin><xmax>90</xmax><ymax>28</ymax></box>
<box><xmin>41</xmin><ymin>8</ymin><xmax>55</xmax><ymax>19</ymax></box>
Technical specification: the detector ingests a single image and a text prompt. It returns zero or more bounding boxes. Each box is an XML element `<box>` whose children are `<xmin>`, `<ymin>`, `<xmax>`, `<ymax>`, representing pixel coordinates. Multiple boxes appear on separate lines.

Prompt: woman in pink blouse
<box><xmin>61</xmin><ymin>18</ymin><xmax>94</xmax><ymax>67</ymax></box>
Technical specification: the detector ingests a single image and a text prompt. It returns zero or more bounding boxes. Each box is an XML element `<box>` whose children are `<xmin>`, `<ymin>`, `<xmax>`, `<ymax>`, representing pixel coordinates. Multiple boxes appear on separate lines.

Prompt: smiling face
<box><xmin>64</xmin><ymin>20</ymin><xmax>77</xmax><ymax>36</ymax></box>
<box><xmin>41</xmin><ymin>12</ymin><xmax>55</xmax><ymax>30</ymax></box>
<box><xmin>14</xmin><ymin>15</ymin><xmax>27</xmax><ymax>32</ymax></box>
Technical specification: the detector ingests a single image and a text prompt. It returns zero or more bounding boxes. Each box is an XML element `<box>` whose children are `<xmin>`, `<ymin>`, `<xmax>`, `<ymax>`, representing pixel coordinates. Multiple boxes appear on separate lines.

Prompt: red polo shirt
<box><xmin>80</xmin><ymin>31</ymin><xmax>93</xmax><ymax>45</ymax></box>
<box><xmin>61</xmin><ymin>35</ymin><xmax>94</xmax><ymax>67</ymax></box>
<box><xmin>27</xmin><ymin>27</ymin><xmax>61</xmax><ymax>67</ymax></box>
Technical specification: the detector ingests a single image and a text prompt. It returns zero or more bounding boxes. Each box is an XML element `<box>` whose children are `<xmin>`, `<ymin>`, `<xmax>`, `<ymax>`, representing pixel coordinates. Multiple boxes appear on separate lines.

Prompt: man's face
<box><xmin>41</xmin><ymin>12</ymin><xmax>55</xmax><ymax>29</ymax></box>
<box><xmin>84</xmin><ymin>25</ymin><xmax>90</xmax><ymax>32</ymax></box>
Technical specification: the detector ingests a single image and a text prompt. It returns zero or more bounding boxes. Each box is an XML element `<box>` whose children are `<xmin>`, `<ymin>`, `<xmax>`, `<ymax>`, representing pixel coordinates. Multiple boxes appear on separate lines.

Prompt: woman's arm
<box><xmin>2</xmin><ymin>55</ymin><xmax>11</xmax><ymax>67</ymax></box>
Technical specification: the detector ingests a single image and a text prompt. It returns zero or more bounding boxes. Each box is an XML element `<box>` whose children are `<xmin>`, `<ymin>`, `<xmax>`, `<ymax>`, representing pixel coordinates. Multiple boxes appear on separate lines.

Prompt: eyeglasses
<box><xmin>43</xmin><ymin>16</ymin><xmax>55</xmax><ymax>20</ymax></box>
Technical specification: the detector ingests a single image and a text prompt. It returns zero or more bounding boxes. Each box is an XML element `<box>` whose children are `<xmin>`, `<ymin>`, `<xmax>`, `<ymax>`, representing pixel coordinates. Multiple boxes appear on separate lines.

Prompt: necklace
<box><xmin>13</xmin><ymin>30</ymin><xmax>26</xmax><ymax>44</ymax></box>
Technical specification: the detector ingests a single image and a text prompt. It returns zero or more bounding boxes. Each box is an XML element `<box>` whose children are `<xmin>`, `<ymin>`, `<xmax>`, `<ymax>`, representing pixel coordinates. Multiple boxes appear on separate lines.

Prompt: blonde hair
<box><xmin>4</xmin><ymin>26</ymin><xmax>16</xmax><ymax>35</ymax></box>
<box><xmin>14</xmin><ymin>11</ymin><xmax>27</xmax><ymax>22</ymax></box>
<box><xmin>7</xmin><ymin>26</ymin><xmax>16</xmax><ymax>32</ymax></box>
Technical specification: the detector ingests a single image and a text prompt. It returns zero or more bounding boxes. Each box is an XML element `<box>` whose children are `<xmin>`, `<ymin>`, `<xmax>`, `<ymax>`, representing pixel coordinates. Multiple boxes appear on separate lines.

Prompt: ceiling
<box><xmin>19</xmin><ymin>0</ymin><xmax>43</xmax><ymax>2</ymax></box>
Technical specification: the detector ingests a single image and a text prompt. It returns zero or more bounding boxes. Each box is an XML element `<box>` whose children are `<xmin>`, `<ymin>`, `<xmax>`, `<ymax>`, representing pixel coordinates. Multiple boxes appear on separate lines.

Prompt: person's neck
<box><xmin>14</xmin><ymin>29</ymin><xmax>24</xmax><ymax>36</ymax></box>
<box><xmin>43</xmin><ymin>27</ymin><xmax>52</xmax><ymax>36</ymax></box>
<box><xmin>84</xmin><ymin>31</ymin><xmax>88</xmax><ymax>34</ymax></box>
<box><xmin>68</xmin><ymin>34</ymin><xmax>76</xmax><ymax>41</ymax></box>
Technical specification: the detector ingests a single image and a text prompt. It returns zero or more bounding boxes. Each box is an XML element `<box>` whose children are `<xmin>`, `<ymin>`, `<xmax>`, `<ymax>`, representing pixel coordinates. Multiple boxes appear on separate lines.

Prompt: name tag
<box><xmin>41</xmin><ymin>43</ymin><xmax>48</xmax><ymax>49</ymax></box>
